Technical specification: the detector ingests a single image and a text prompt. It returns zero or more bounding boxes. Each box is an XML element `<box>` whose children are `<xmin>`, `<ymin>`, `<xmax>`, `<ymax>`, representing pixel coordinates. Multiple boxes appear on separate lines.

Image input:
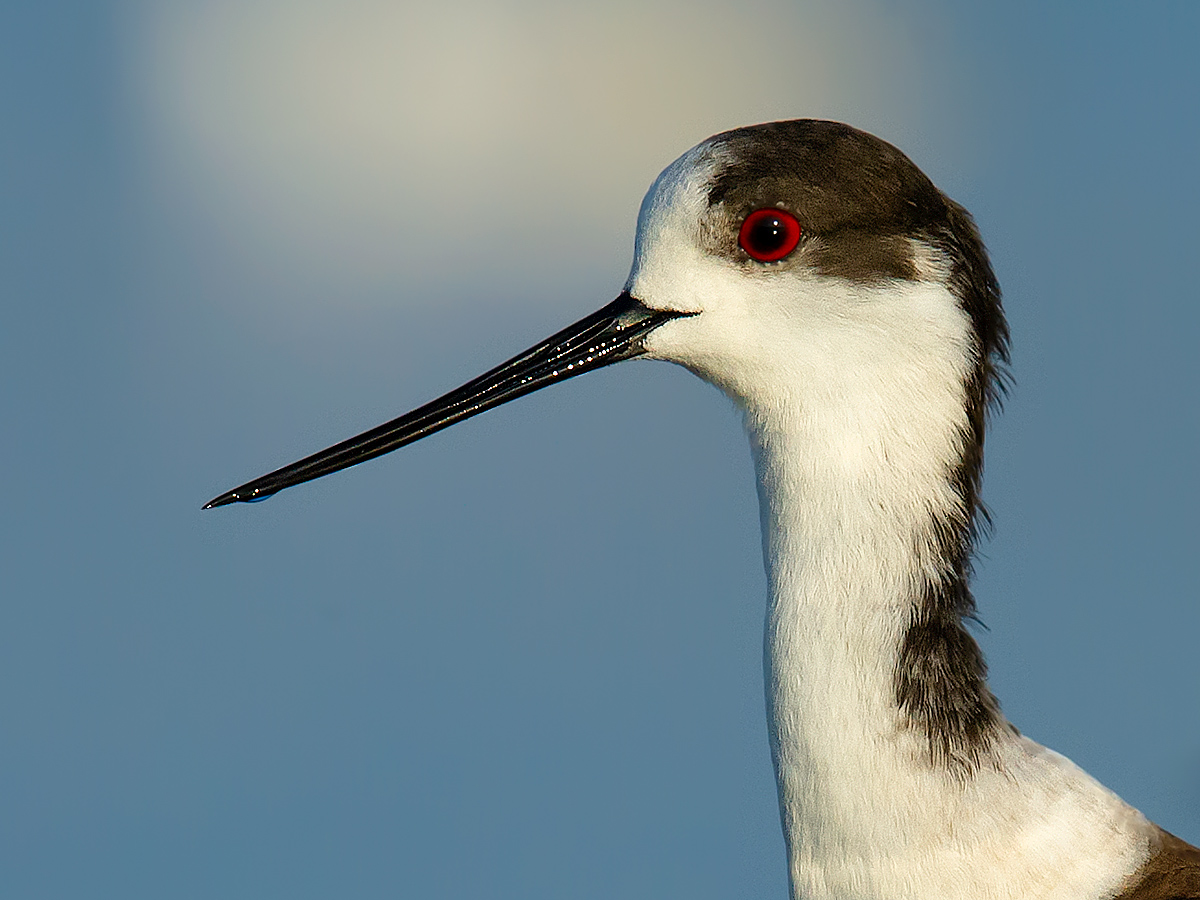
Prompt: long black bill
<box><xmin>204</xmin><ymin>292</ymin><xmax>688</xmax><ymax>509</ymax></box>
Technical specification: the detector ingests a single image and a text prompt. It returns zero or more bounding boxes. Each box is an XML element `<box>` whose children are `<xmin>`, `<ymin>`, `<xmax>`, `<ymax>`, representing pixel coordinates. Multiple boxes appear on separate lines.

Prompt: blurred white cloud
<box><xmin>128</xmin><ymin>0</ymin><xmax>937</xmax><ymax>311</ymax></box>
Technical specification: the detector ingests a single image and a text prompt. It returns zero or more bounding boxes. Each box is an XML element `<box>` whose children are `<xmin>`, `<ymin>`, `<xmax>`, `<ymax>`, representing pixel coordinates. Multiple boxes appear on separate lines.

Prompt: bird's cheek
<box><xmin>639</xmin><ymin>315</ymin><xmax>696</xmax><ymax>365</ymax></box>
<box><xmin>638</xmin><ymin>316</ymin><xmax>749</xmax><ymax>399</ymax></box>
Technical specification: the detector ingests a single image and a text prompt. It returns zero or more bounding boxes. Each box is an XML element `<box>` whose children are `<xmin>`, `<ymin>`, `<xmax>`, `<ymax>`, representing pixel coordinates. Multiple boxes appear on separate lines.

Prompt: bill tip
<box><xmin>203</xmin><ymin>486</ymin><xmax>277</xmax><ymax>509</ymax></box>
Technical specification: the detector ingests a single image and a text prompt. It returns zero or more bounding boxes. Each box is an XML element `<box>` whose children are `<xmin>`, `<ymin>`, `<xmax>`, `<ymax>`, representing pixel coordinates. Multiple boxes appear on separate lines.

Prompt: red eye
<box><xmin>738</xmin><ymin>208</ymin><xmax>802</xmax><ymax>262</ymax></box>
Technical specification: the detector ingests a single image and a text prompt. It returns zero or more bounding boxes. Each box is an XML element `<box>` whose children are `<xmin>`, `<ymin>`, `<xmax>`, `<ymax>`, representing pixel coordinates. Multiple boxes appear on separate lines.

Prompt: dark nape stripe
<box><xmin>931</xmin><ymin>197</ymin><xmax>1012</xmax><ymax>413</ymax></box>
<box><xmin>896</xmin><ymin>541</ymin><xmax>1003</xmax><ymax>772</ymax></box>
<box><xmin>895</xmin><ymin>195</ymin><xmax>1011</xmax><ymax>773</ymax></box>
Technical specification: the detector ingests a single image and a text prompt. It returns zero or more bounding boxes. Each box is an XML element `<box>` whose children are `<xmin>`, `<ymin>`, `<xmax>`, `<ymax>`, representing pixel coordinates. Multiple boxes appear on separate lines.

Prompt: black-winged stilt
<box><xmin>207</xmin><ymin>120</ymin><xmax>1200</xmax><ymax>900</ymax></box>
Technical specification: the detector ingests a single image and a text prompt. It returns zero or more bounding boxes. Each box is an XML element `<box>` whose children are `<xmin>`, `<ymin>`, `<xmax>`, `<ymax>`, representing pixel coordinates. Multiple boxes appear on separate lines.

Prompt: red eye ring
<box><xmin>738</xmin><ymin>208</ymin><xmax>802</xmax><ymax>262</ymax></box>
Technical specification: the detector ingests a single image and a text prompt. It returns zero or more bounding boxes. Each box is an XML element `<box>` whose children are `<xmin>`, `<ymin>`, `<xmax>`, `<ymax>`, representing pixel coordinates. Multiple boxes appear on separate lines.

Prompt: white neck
<box><xmin>744</xmin><ymin>345</ymin><xmax>1153</xmax><ymax>900</ymax></box>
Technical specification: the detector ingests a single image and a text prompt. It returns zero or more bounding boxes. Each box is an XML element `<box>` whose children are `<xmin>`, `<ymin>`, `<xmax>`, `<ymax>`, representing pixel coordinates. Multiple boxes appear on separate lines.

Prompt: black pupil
<box><xmin>749</xmin><ymin>216</ymin><xmax>788</xmax><ymax>254</ymax></box>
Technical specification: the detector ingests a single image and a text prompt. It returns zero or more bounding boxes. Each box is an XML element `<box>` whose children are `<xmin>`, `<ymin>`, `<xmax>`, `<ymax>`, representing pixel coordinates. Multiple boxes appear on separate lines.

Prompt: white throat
<box><xmin>640</xmin><ymin>272</ymin><xmax>1153</xmax><ymax>900</ymax></box>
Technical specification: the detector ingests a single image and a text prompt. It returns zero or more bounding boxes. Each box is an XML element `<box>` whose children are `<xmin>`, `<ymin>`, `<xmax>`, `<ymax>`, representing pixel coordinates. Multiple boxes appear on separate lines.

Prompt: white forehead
<box><xmin>635</xmin><ymin>143</ymin><xmax>716</xmax><ymax>245</ymax></box>
<box><xmin>625</xmin><ymin>140</ymin><xmax>729</xmax><ymax>311</ymax></box>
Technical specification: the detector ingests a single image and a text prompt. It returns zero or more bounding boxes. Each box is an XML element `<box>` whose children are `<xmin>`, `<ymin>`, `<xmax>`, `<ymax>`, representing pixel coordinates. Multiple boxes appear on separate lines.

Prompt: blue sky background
<box><xmin>2</xmin><ymin>2</ymin><xmax>1197</xmax><ymax>897</ymax></box>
